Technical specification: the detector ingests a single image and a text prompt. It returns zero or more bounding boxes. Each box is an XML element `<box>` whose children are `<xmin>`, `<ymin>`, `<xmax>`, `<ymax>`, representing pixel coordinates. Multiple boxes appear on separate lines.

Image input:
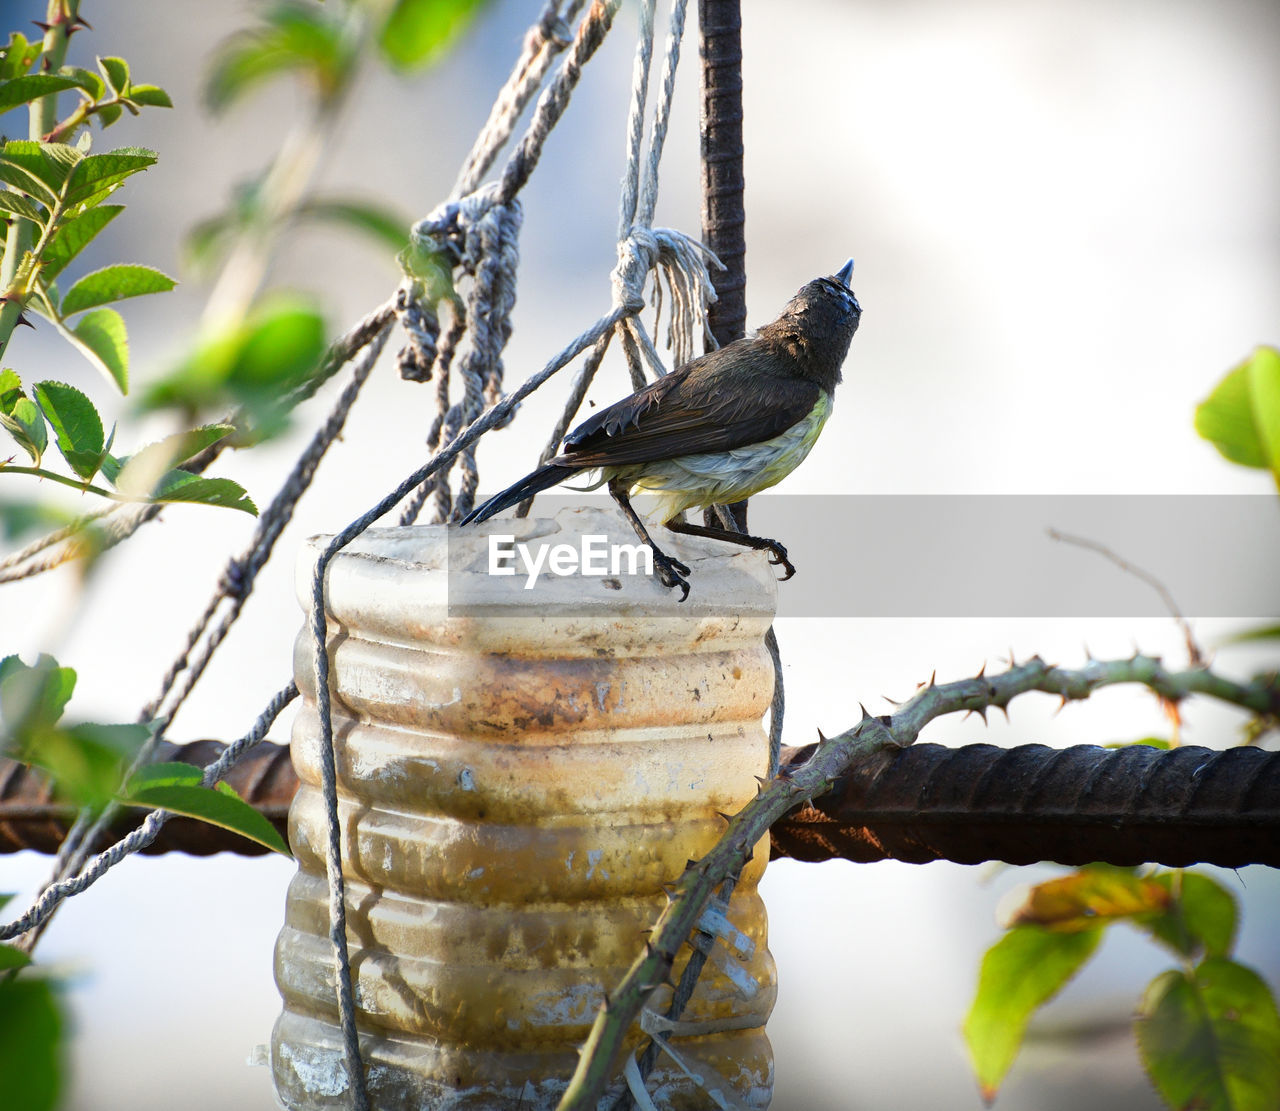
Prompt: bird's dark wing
<box><xmin>560</xmin><ymin>344</ymin><xmax>822</xmax><ymax>467</ymax></box>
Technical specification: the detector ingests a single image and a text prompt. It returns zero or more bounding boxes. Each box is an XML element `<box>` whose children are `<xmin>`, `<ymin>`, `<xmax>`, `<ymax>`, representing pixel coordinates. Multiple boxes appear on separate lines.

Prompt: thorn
<box><xmin>1082</xmin><ymin>642</ymin><xmax>1093</xmax><ymax>662</ymax></box>
<box><xmin>963</xmin><ymin>707</ymin><xmax>989</xmax><ymax>725</ymax></box>
<box><xmin>16</xmin><ymin>312</ymin><xmax>34</xmax><ymax>329</ymax></box>
<box><xmin>753</xmin><ymin>774</ymin><xmax>768</xmax><ymax>788</ymax></box>
<box><xmin>816</xmin><ymin>726</ymin><xmax>827</xmax><ymax>743</ymax></box>
<box><xmin>31</xmin><ymin>21</ymin><xmax>52</xmax><ymax>33</ymax></box>
<box><xmin>995</xmin><ymin>703</ymin><xmax>1010</xmax><ymax>722</ymax></box>
<box><xmin>73</xmin><ymin>16</ymin><xmax>94</xmax><ymax>30</ymax></box>
<box><xmin>1008</xmin><ymin>647</ymin><xmax>1017</xmax><ymax>667</ymax></box>
<box><xmin>713</xmin><ymin>810</ymin><xmax>732</xmax><ymax>824</ymax></box>
<box><xmin>1052</xmin><ymin>694</ymin><xmax>1069</xmax><ymax>717</ymax></box>
<box><xmin>660</xmin><ymin>883</ymin><xmax>677</xmax><ymax>902</ymax></box>
<box><xmin>882</xmin><ymin>694</ymin><xmax>902</xmax><ymax>706</ymax></box>
<box><xmin>928</xmin><ymin>669</ymin><xmax>937</xmax><ymax>688</ymax></box>
<box><xmin>859</xmin><ymin>702</ymin><xmax>872</xmax><ymax>722</ymax></box>
<box><xmin>975</xmin><ymin>661</ymin><xmax>986</xmax><ymax>679</ymax></box>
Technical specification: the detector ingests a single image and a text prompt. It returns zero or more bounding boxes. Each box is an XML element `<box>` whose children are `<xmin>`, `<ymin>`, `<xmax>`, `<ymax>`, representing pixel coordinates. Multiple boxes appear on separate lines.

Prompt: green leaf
<box><xmin>66</xmin><ymin>308</ymin><xmax>129</xmax><ymax>393</ymax></box>
<box><xmin>0</xmin><ymin>500</ymin><xmax>79</xmax><ymax>542</ymax></box>
<box><xmin>1000</xmin><ymin>864</ymin><xmax>1170</xmax><ymax>932</ymax></box>
<box><xmin>121</xmin><ymin>769</ymin><xmax>291</xmax><ymax>856</ymax></box>
<box><xmin>1196</xmin><ymin>347</ymin><xmax>1280</xmax><ymax>482</ymax></box>
<box><xmin>0</xmin><ymin>975</ymin><xmax>64</xmax><ymax>1111</ymax></box>
<box><xmin>1137</xmin><ymin>958</ymin><xmax>1280</xmax><ymax>1111</ymax></box>
<box><xmin>111</xmin><ymin>424</ymin><xmax>234</xmax><ymax>496</ymax></box>
<box><xmin>964</xmin><ymin>925</ymin><xmax>1103</xmax><ymax>1100</ymax></box>
<box><xmin>0</xmin><ymin>141</ymin><xmax>81</xmax><ymax>196</ymax></box>
<box><xmin>0</xmin><ymin>653</ymin><xmax>76</xmax><ymax>743</ymax></box>
<box><xmin>148</xmin><ymin>471</ymin><xmax>258</xmax><ymax>515</ymax></box>
<box><xmin>0</xmin><ymin>941</ymin><xmax>31</xmax><ymax>971</ymax></box>
<box><xmin>0</xmin><ymin>33</ymin><xmax>42</xmax><ymax>81</ymax></box>
<box><xmin>32</xmin><ymin>380</ymin><xmax>105</xmax><ymax>478</ymax></box>
<box><xmin>62</xmin><ymin>148</ymin><xmax>157</xmax><ymax>207</ymax></box>
<box><xmin>0</xmin><ymin>74</ymin><xmax>81</xmax><ymax>113</ymax></box>
<box><xmin>0</xmin><ymin>146</ymin><xmax>59</xmax><ymax>208</ymax></box>
<box><xmin>1103</xmin><ymin>736</ymin><xmax>1172</xmax><ymax>750</ymax></box>
<box><xmin>58</xmin><ymin>263</ymin><xmax>175</xmax><ymax>317</ymax></box>
<box><xmin>378</xmin><ymin>0</ymin><xmax>490</xmax><ymax>71</ymax></box>
<box><xmin>126</xmin><ymin>84</ymin><xmax>173</xmax><ymax>108</ymax></box>
<box><xmin>58</xmin><ymin>65</ymin><xmax>105</xmax><ymax>100</ymax></box>
<box><xmin>1145</xmin><ymin>872</ymin><xmax>1238</xmax><ymax>960</ymax></box>
<box><xmin>0</xmin><ymin>371</ymin><xmax>48</xmax><ymax>465</ymax></box>
<box><xmin>205</xmin><ymin>4</ymin><xmax>352</xmax><ymax>112</ymax></box>
<box><xmin>41</xmin><ymin>204</ymin><xmax>124</xmax><ymax>281</ymax></box>
<box><xmin>1222</xmin><ymin>623</ymin><xmax>1280</xmax><ymax>644</ymax></box>
<box><xmin>0</xmin><ymin>189</ymin><xmax>45</xmax><ymax>223</ymax></box>
<box><xmin>0</xmin><ymin>395</ymin><xmax>47</xmax><ymax>464</ymax></box>
<box><xmin>95</xmin><ymin>103</ymin><xmax>123</xmax><ymax>129</ymax></box>
<box><xmin>296</xmin><ymin>197</ymin><xmax>410</xmax><ymax>255</ymax></box>
<box><xmin>97</xmin><ymin>56</ymin><xmax>130</xmax><ymax>96</ymax></box>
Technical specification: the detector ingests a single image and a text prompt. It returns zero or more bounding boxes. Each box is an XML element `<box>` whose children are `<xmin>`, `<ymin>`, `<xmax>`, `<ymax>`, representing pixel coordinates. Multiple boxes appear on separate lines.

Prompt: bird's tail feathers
<box><xmin>460</xmin><ymin>463</ymin><xmax>575</xmax><ymax>524</ymax></box>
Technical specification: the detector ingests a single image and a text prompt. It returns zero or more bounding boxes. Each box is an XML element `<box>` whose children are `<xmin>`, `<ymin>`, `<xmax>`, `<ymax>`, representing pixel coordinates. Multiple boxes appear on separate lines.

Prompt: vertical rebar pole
<box><xmin>699</xmin><ymin>0</ymin><xmax>748</xmax><ymax>531</ymax></box>
<box><xmin>698</xmin><ymin>0</ymin><xmax>746</xmax><ymax>347</ymax></box>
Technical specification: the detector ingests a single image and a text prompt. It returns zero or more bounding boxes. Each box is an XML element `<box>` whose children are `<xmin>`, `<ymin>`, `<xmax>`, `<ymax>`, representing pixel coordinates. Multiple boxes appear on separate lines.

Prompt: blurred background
<box><xmin>2</xmin><ymin>0</ymin><xmax>1278</xmax><ymax>1108</ymax></box>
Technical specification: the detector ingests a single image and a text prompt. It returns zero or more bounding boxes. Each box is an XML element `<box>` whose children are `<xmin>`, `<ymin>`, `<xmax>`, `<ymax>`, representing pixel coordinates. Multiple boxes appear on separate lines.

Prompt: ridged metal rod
<box><xmin>2</xmin><ymin>741</ymin><xmax>1277</xmax><ymax>867</ymax></box>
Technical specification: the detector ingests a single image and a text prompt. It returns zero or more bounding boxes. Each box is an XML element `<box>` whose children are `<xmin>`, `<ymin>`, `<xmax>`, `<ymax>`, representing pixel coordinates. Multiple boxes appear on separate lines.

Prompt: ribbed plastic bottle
<box><xmin>271</xmin><ymin>506</ymin><xmax>778</xmax><ymax>1109</ymax></box>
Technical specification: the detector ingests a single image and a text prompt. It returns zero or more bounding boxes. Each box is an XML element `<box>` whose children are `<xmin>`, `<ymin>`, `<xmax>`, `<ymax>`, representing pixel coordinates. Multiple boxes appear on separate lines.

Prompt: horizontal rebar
<box><xmin>1</xmin><ymin>740</ymin><xmax>1275</xmax><ymax>867</ymax></box>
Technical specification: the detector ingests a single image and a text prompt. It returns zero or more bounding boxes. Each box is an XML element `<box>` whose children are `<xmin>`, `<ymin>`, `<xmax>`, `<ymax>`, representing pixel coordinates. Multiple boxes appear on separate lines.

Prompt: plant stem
<box><xmin>0</xmin><ymin>464</ymin><xmax>131</xmax><ymax>503</ymax></box>
<box><xmin>0</xmin><ymin>0</ymin><xmax>81</xmax><ymax>363</ymax></box>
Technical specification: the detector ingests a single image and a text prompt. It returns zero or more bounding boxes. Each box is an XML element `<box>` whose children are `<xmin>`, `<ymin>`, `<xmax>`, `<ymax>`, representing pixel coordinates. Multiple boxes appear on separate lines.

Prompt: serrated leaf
<box><xmin>0</xmin><ymin>74</ymin><xmax>81</xmax><ymax>113</ymax></box>
<box><xmin>120</xmin><ymin>779</ymin><xmax>290</xmax><ymax>856</ymax></box>
<box><xmin>0</xmin><ymin>976</ymin><xmax>63</xmax><ymax>1111</ymax></box>
<box><xmin>1144</xmin><ymin>872</ymin><xmax>1238</xmax><ymax>960</ymax></box>
<box><xmin>0</xmin><ymin>396</ymin><xmax>47</xmax><ymax>464</ymax></box>
<box><xmin>0</xmin><ymin>653</ymin><xmax>75</xmax><ymax>742</ymax></box>
<box><xmin>0</xmin><ymin>942</ymin><xmax>30</xmax><ymax>971</ymax></box>
<box><xmin>0</xmin><ymin>156</ymin><xmax>58</xmax><ymax>208</ymax></box>
<box><xmin>0</xmin><ymin>188</ymin><xmax>46</xmax><ymax>223</ymax></box>
<box><xmin>378</xmin><ymin>0</ymin><xmax>489</xmax><ymax>71</ymax></box>
<box><xmin>58</xmin><ymin>263</ymin><xmax>175</xmax><ymax>317</ymax></box>
<box><xmin>1196</xmin><ymin>348</ymin><xmax>1280</xmax><ymax>481</ymax></box>
<box><xmin>1137</xmin><ymin>958</ymin><xmax>1280</xmax><ymax>1111</ymax></box>
<box><xmin>97</xmin><ymin>56</ymin><xmax>130</xmax><ymax>97</ymax></box>
<box><xmin>1000</xmin><ymin>864</ymin><xmax>1170</xmax><ymax>932</ymax></box>
<box><xmin>1</xmin><ymin>141</ymin><xmax>81</xmax><ymax>195</ymax></box>
<box><xmin>32</xmin><ymin>380</ymin><xmax>104</xmax><ymax>478</ymax></box>
<box><xmin>964</xmin><ymin>925</ymin><xmax>1103</xmax><ymax>1100</ymax></box>
<box><xmin>62</xmin><ymin>148</ymin><xmax>156</xmax><ymax>207</ymax></box>
<box><xmin>58</xmin><ymin>65</ymin><xmax>104</xmax><ymax>100</ymax></box>
<box><xmin>41</xmin><ymin>204</ymin><xmax>124</xmax><ymax>281</ymax></box>
<box><xmin>112</xmin><ymin>424</ymin><xmax>233</xmax><ymax>496</ymax></box>
<box><xmin>297</xmin><ymin>197</ymin><xmax>409</xmax><ymax>255</ymax></box>
<box><xmin>149</xmin><ymin>471</ymin><xmax>258</xmax><ymax>515</ymax></box>
<box><xmin>126</xmin><ymin>84</ymin><xmax>172</xmax><ymax>108</ymax></box>
<box><xmin>67</xmin><ymin>308</ymin><xmax>129</xmax><ymax>393</ymax></box>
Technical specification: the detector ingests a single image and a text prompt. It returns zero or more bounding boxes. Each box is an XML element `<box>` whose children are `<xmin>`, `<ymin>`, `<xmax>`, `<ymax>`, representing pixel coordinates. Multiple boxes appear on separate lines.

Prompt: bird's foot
<box><xmin>652</xmin><ymin>551</ymin><xmax>691</xmax><ymax>601</ymax></box>
<box><xmin>761</xmin><ymin>540</ymin><xmax>796</xmax><ymax>580</ymax></box>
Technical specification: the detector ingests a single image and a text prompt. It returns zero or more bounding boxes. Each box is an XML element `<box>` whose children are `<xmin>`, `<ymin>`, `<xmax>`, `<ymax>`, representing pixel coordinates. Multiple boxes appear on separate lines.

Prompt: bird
<box><xmin>461</xmin><ymin>259</ymin><xmax>861</xmax><ymax>600</ymax></box>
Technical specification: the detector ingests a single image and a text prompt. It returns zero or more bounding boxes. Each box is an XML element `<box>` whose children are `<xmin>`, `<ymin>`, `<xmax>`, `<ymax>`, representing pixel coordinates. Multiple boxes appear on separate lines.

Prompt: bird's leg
<box><xmin>607</xmin><ymin>479</ymin><xmax>691</xmax><ymax>600</ymax></box>
<box><xmin>664</xmin><ymin>514</ymin><xmax>797</xmax><ymax>580</ymax></box>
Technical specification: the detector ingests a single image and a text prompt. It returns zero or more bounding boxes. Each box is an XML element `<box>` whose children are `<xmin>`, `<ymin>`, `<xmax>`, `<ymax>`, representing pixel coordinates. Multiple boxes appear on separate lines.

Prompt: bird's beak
<box><xmin>835</xmin><ymin>259</ymin><xmax>855</xmax><ymax>287</ymax></box>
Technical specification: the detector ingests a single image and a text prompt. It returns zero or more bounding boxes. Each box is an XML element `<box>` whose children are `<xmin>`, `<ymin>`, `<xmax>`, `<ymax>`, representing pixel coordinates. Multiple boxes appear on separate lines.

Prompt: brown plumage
<box><xmin>463</xmin><ymin>261</ymin><xmax>861</xmax><ymax>599</ymax></box>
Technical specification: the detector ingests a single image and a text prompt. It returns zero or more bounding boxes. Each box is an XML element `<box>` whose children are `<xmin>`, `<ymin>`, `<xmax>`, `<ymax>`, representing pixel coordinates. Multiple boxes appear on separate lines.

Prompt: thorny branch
<box><xmin>557</xmin><ymin>652</ymin><xmax>1280</xmax><ymax>1109</ymax></box>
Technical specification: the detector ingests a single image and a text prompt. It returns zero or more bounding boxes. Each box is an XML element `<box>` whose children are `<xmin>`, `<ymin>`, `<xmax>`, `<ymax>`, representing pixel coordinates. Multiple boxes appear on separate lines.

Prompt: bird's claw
<box><xmin>764</xmin><ymin>541</ymin><xmax>796</xmax><ymax>580</ymax></box>
<box><xmin>653</xmin><ymin>552</ymin><xmax>691</xmax><ymax>601</ymax></box>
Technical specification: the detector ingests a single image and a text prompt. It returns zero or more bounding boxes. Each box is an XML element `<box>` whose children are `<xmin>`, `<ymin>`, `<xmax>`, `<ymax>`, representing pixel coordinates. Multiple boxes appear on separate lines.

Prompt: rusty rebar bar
<box><xmin>2</xmin><ymin>740</ymin><xmax>1276</xmax><ymax>866</ymax></box>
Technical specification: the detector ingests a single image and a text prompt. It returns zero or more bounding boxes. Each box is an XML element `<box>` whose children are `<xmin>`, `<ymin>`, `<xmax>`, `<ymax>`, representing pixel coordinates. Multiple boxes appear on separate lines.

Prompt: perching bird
<box><xmin>462</xmin><ymin>259</ymin><xmax>861</xmax><ymax>599</ymax></box>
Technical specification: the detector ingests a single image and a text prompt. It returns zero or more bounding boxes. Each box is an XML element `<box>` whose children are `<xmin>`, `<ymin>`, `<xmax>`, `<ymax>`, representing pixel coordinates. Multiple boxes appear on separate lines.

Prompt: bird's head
<box><xmin>769</xmin><ymin>259</ymin><xmax>861</xmax><ymax>388</ymax></box>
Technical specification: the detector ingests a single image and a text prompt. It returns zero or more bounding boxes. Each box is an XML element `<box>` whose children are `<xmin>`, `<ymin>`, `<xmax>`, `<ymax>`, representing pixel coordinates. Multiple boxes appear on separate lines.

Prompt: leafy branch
<box><xmin>558</xmin><ymin>653</ymin><xmax>1280</xmax><ymax>1110</ymax></box>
